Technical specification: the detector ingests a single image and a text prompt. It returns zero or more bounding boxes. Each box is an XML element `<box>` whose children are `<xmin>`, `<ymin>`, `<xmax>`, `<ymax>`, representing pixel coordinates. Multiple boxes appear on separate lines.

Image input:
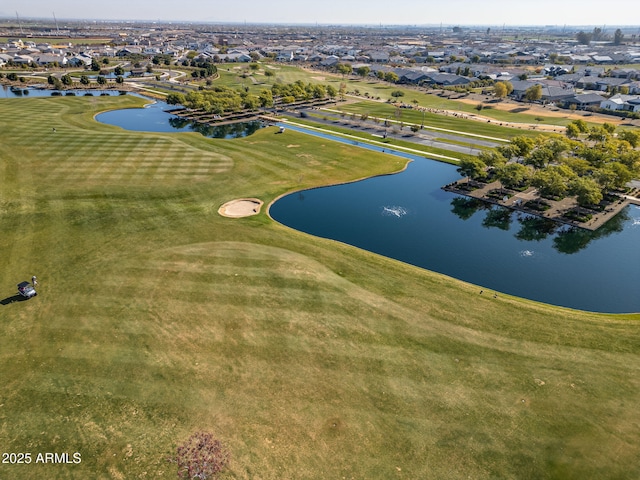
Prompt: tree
<box><xmin>263</xmin><ymin>69</ymin><xmax>275</xmax><ymax>79</ymax></box>
<box><xmin>336</xmin><ymin>63</ymin><xmax>352</xmax><ymax>77</ymax></box>
<box><xmin>80</xmin><ymin>75</ymin><xmax>90</xmax><ymax>85</ymax></box>
<box><xmin>532</xmin><ymin>168</ymin><xmax>569</xmax><ymax>199</ymax></box>
<box><xmin>384</xmin><ymin>71</ymin><xmax>399</xmax><ymax>83</ymax></box>
<box><xmin>510</xmin><ymin>136</ymin><xmax>535</xmax><ymax>158</ymax></box>
<box><xmin>587</xmin><ymin>126</ymin><xmax>610</xmax><ymax>143</ymax></box>
<box><xmin>356</xmin><ymin>66</ymin><xmax>370</xmax><ymax>78</ymax></box>
<box><xmin>457</xmin><ymin>157</ymin><xmax>488</xmax><ymax>181</ymax></box>
<box><xmin>166</xmin><ymin>93</ymin><xmax>186</xmax><ymax>105</ymax></box>
<box><xmin>338</xmin><ymin>82</ymin><xmax>347</xmax><ymax>101</ymax></box>
<box><xmin>592</xmin><ymin>27</ymin><xmax>603</xmax><ymax>41</ymax></box>
<box><xmin>91</xmin><ymin>58</ymin><xmax>101</xmax><ymax>72</ymax></box>
<box><xmin>602</xmin><ymin>122</ymin><xmax>616</xmax><ymax>134</ymax></box>
<box><xmin>477</xmin><ymin>150</ymin><xmax>506</xmax><ymax>168</ymax></box>
<box><xmin>576</xmin><ymin>31</ymin><xmax>592</xmax><ymax>45</ymax></box>
<box><xmin>326</xmin><ymin>84</ymin><xmax>338</xmax><ymax>99</ymax></box>
<box><xmin>606</xmin><ymin>162</ymin><xmax>633</xmax><ymax>189</ymax></box>
<box><xmin>526</xmin><ymin>147</ymin><xmax>556</xmax><ymax>169</ymax></box>
<box><xmin>258</xmin><ymin>89</ymin><xmax>273</xmax><ymax>108</ymax></box>
<box><xmin>495</xmin><ymin>163</ymin><xmax>530</xmax><ymax>190</ymax></box>
<box><xmin>570</xmin><ymin>176</ymin><xmax>603</xmax><ymax>206</ymax></box>
<box><xmin>570</xmin><ymin>119</ymin><xmax>589</xmax><ymax>133</ymax></box>
<box><xmin>524</xmin><ymin>84</ymin><xmax>542</xmax><ymax>103</ymax></box>
<box><xmin>391</xmin><ymin>90</ymin><xmax>404</xmax><ymax>98</ymax></box>
<box><xmin>614</xmin><ymin>28</ymin><xmax>624</xmax><ymax>45</ymax></box>
<box><xmin>565</xmin><ymin>123</ymin><xmax>580</xmax><ymax>139</ymax></box>
<box><xmin>619</xmin><ymin>129</ymin><xmax>639</xmax><ymax>148</ymax></box>
<box><xmin>170</xmin><ymin>432</ymin><xmax>230</xmax><ymax>480</ymax></box>
<box><xmin>96</xmin><ymin>75</ymin><xmax>107</xmax><ymax>85</ymax></box>
<box><xmin>115</xmin><ymin>75</ymin><xmax>124</xmax><ymax>84</ymax></box>
<box><xmin>114</xmin><ymin>65</ymin><xmax>125</xmax><ymax>76</ymax></box>
<box><xmin>494</xmin><ymin>82</ymin><xmax>508</xmax><ymax>99</ymax></box>
<box><xmin>309</xmin><ymin>84</ymin><xmax>325</xmax><ymax>99</ymax></box>
<box><xmin>61</xmin><ymin>74</ymin><xmax>73</xmax><ymax>86</ymax></box>
<box><xmin>241</xmin><ymin>93</ymin><xmax>260</xmax><ymax>110</ymax></box>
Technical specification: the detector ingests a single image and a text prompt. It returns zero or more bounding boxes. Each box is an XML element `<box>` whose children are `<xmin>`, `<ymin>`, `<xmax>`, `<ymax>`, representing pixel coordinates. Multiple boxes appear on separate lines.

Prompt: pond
<box><xmin>0</xmin><ymin>85</ymin><xmax>126</xmax><ymax>98</ymax></box>
<box><xmin>270</xmin><ymin>126</ymin><xmax>640</xmax><ymax>314</ymax></box>
<box><xmin>96</xmin><ymin>100</ymin><xmax>264</xmax><ymax>139</ymax></box>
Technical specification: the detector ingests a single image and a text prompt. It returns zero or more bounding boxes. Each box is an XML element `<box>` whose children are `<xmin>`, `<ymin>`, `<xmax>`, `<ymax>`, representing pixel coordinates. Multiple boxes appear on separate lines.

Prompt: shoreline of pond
<box><xmin>443</xmin><ymin>177</ymin><xmax>640</xmax><ymax>231</ymax></box>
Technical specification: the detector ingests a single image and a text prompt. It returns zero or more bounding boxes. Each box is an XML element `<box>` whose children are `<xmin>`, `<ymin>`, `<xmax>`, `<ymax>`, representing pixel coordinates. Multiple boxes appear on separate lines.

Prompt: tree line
<box><xmin>458</xmin><ymin>121</ymin><xmax>640</xmax><ymax>207</ymax></box>
<box><xmin>166</xmin><ymin>80</ymin><xmax>338</xmax><ymax>114</ymax></box>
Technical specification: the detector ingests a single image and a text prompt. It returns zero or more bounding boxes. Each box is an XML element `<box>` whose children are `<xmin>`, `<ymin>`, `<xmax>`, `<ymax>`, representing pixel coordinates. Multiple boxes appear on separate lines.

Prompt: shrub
<box><xmin>170</xmin><ymin>432</ymin><xmax>230</xmax><ymax>480</ymax></box>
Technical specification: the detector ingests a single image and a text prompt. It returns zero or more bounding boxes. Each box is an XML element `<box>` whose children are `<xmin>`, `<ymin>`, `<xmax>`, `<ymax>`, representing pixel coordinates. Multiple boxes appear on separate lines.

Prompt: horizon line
<box><xmin>1</xmin><ymin>16</ymin><xmax>639</xmax><ymax>29</ymax></box>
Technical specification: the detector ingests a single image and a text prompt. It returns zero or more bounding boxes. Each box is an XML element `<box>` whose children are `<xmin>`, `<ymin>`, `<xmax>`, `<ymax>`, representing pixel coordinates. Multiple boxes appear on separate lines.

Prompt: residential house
<box><xmin>33</xmin><ymin>54</ymin><xmax>68</xmax><ymax>67</ymax></box>
<box><xmin>116</xmin><ymin>46</ymin><xmax>143</xmax><ymax>57</ymax></box>
<box><xmin>539</xmin><ymin>85</ymin><xmax>575</xmax><ymax>104</ymax></box>
<box><xmin>591</xmin><ymin>77</ymin><xmax>631</xmax><ymax>92</ymax></box>
<box><xmin>68</xmin><ymin>53</ymin><xmax>93</xmax><ymax>67</ymax></box>
<box><xmin>368</xmin><ymin>51</ymin><xmax>390</xmax><ymax>63</ymax></box>
<box><xmin>561</xmin><ymin>92</ymin><xmax>607</xmax><ymax>110</ymax></box>
<box><xmin>423</xmin><ymin>72</ymin><xmax>474</xmax><ymax>87</ymax></box>
<box><xmin>600</xmin><ymin>94</ymin><xmax>640</xmax><ymax>112</ymax></box>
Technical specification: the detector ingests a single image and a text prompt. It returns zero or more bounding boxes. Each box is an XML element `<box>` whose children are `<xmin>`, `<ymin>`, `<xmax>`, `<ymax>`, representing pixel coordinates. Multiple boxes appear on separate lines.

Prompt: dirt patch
<box><xmin>287</xmin><ymin>144</ymin><xmax>300</xmax><ymax>148</ymax></box>
<box><xmin>311</xmin><ymin>76</ymin><xmax>326</xmax><ymax>81</ymax></box>
<box><xmin>218</xmin><ymin>198</ymin><xmax>263</xmax><ymax>218</ymax></box>
<box><xmin>456</xmin><ymin>96</ymin><xmax>625</xmax><ymax>125</ymax></box>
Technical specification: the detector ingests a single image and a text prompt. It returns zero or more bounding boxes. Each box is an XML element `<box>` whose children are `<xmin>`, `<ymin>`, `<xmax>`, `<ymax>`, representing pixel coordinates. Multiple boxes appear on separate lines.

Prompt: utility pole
<box><xmin>53</xmin><ymin>12</ymin><xmax>60</xmax><ymax>34</ymax></box>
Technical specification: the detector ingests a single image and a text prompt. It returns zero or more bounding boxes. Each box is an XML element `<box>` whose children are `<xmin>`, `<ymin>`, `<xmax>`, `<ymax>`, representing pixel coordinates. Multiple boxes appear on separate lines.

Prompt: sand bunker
<box><xmin>218</xmin><ymin>198</ymin><xmax>263</xmax><ymax>218</ymax></box>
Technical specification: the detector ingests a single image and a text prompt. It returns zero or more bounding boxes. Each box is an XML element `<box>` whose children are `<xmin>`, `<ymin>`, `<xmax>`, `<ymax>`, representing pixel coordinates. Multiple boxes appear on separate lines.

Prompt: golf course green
<box><xmin>1</xmin><ymin>94</ymin><xmax>639</xmax><ymax>479</ymax></box>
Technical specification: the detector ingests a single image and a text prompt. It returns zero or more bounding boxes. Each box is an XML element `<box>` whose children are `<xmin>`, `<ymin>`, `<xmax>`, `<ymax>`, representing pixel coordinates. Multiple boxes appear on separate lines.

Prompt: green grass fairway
<box><xmin>1</xmin><ymin>95</ymin><xmax>639</xmax><ymax>480</ymax></box>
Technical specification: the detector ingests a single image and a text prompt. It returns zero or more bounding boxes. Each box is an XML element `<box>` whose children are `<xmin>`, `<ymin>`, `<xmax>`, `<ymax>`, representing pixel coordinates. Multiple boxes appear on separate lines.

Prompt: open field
<box><xmin>1</xmin><ymin>95</ymin><xmax>640</xmax><ymax>479</ymax></box>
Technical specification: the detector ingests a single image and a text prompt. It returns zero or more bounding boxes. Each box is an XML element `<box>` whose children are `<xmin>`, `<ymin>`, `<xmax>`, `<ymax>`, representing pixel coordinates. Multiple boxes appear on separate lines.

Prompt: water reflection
<box><xmin>450</xmin><ymin>197</ymin><xmax>485</xmax><ymax>220</ymax></box>
<box><xmin>450</xmin><ymin>196</ymin><xmax>629</xmax><ymax>254</ymax></box>
<box><xmin>0</xmin><ymin>87</ymin><xmax>125</xmax><ymax>98</ymax></box>
<box><xmin>515</xmin><ymin>216</ymin><xmax>558</xmax><ymax>242</ymax></box>
<box><xmin>168</xmin><ymin>117</ymin><xmax>263</xmax><ymax>139</ymax></box>
<box><xmin>553</xmin><ymin>210</ymin><xmax>627</xmax><ymax>254</ymax></box>
<box><xmin>482</xmin><ymin>207</ymin><xmax>512</xmax><ymax>231</ymax></box>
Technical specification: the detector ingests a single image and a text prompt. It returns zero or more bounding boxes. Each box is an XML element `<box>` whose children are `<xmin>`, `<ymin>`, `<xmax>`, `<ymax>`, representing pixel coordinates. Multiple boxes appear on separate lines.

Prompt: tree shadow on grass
<box><xmin>0</xmin><ymin>295</ymin><xmax>29</xmax><ymax>306</ymax></box>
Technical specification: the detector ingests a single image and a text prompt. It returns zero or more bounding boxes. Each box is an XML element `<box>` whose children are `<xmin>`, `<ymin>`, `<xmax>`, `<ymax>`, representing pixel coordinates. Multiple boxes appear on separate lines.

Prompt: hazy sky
<box><xmin>4</xmin><ymin>0</ymin><xmax>640</xmax><ymax>26</ymax></box>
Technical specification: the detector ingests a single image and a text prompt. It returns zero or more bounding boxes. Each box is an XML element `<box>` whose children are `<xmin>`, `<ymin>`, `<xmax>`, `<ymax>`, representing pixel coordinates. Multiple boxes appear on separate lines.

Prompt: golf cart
<box><xmin>17</xmin><ymin>281</ymin><xmax>37</xmax><ymax>298</ymax></box>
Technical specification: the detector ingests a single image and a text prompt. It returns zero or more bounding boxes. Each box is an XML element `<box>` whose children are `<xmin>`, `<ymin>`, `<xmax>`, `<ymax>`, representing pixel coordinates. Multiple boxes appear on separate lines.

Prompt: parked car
<box><xmin>17</xmin><ymin>281</ymin><xmax>37</xmax><ymax>298</ymax></box>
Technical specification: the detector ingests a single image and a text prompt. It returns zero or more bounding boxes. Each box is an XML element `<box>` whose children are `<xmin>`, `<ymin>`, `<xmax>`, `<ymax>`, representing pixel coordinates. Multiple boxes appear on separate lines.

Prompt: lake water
<box><xmin>96</xmin><ymin>100</ymin><xmax>263</xmax><ymax>138</ymax></box>
<box><xmin>270</xmin><ymin>129</ymin><xmax>640</xmax><ymax>313</ymax></box>
<box><xmin>0</xmin><ymin>85</ymin><xmax>126</xmax><ymax>98</ymax></box>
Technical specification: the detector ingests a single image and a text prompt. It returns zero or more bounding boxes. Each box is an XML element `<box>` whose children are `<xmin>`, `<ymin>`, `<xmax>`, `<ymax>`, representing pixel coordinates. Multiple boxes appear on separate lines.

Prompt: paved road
<box><xmin>295</xmin><ymin>109</ymin><xmax>501</xmax><ymax>156</ymax></box>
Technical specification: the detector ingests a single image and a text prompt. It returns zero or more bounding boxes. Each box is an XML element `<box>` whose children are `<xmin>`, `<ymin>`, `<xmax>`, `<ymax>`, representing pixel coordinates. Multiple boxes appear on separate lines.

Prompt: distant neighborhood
<box><xmin>1</xmin><ymin>21</ymin><xmax>640</xmax><ymax>115</ymax></box>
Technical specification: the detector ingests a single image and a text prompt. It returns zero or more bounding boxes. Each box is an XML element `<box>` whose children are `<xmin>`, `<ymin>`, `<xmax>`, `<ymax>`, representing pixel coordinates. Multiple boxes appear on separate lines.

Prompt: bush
<box><xmin>170</xmin><ymin>432</ymin><xmax>230</xmax><ymax>480</ymax></box>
